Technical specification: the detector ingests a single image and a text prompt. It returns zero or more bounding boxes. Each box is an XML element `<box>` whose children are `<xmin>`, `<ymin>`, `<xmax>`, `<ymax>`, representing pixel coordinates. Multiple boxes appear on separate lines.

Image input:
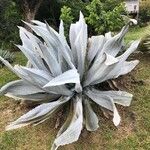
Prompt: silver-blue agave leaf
<box><xmin>6</xmin><ymin>96</ymin><xmax>72</xmax><ymax>131</ymax></box>
<box><xmin>69</xmin><ymin>11</ymin><xmax>87</xmax><ymax>79</ymax></box>
<box><xmin>52</xmin><ymin>95</ymin><xmax>83</xmax><ymax>150</ymax></box>
<box><xmin>83</xmin><ymin>99</ymin><xmax>99</xmax><ymax>131</ymax></box>
<box><xmin>85</xmin><ymin>88</ymin><xmax>133</xmax><ymax>126</ymax></box>
<box><xmin>0</xmin><ymin>12</ymin><xmax>140</xmax><ymax>150</ymax></box>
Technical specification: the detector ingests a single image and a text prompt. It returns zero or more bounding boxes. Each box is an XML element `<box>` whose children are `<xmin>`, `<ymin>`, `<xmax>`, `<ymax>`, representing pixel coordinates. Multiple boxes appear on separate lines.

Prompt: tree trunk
<box><xmin>22</xmin><ymin>0</ymin><xmax>43</xmax><ymax>32</ymax></box>
<box><xmin>24</xmin><ymin>10</ymin><xmax>36</xmax><ymax>32</ymax></box>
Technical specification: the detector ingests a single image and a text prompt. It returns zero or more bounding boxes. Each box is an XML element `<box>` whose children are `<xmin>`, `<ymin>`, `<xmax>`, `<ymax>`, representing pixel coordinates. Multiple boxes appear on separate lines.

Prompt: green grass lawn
<box><xmin>0</xmin><ymin>26</ymin><xmax>150</xmax><ymax>150</ymax></box>
<box><xmin>125</xmin><ymin>25</ymin><xmax>150</xmax><ymax>43</ymax></box>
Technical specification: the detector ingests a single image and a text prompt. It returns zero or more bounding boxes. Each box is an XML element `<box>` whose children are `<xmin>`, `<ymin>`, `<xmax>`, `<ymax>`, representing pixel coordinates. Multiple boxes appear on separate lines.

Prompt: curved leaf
<box><xmin>85</xmin><ymin>88</ymin><xmax>121</xmax><ymax>126</ymax></box>
<box><xmin>6</xmin><ymin>96</ymin><xmax>71</xmax><ymax>130</ymax></box>
<box><xmin>84</xmin><ymin>99</ymin><xmax>99</xmax><ymax>131</ymax></box>
<box><xmin>44</xmin><ymin>69</ymin><xmax>80</xmax><ymax>87</ymax></box>
<box><xmin>52</xmin><ymin>95</ymin><xmax>83</xmax><ymax>150</ymax></box>
<box><xmin>0</xmin><ymin>80</ymin><xmax>43</xmax><ymax>96</ymax></box>
<box><xmin>87</xmin><ymin>35</ymin><xmax>105</xmax><ymax>64</ymax></box>
<box><xmin>69</xmin><ymin>12</ymin><xmax>87</xmax><ymax>79</ymax></box>
<box><xmin>89</xmin><ymin>89</ymin><xmax>133</xmax><ymax>106</ymax></box>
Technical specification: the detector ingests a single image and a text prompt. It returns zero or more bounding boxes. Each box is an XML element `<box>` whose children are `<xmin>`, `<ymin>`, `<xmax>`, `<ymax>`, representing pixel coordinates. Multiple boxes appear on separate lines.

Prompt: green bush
<box><xmin>139</xmin><ymin>0</ymin><xmax>150</xmax><ymax>25</ymax></box>
<box><xmin>59</xmin><ymin>0</ymin><xmax>88</xmax><ymax>19</ymax></box>
<box><xmin>0</xmin><ymin>0</ymin><xmax>22</xmax><ymax>51</ymax></box>
<box><xmin>59</xmin><ymin>0</ymin><xmax>88</xmax><ymax>37</ymax></box>
<box><xmin>86</xmin><ymin>0</ymin><xmax>126</xmax><ymax>34</ymax></box>
<box><xmin>60</xmin><ymin>6</ymin><xmax>74</xmax><ymax>36</ymax></box>
<box><xmin>60</xmin><ymin>0</ymin><xmax>126</xmax><ymax>35</ymax></box>
<box><xmin>139</xmin><ymin>9</ymin><xmax>150</xmax><ymax>26</ymax></box>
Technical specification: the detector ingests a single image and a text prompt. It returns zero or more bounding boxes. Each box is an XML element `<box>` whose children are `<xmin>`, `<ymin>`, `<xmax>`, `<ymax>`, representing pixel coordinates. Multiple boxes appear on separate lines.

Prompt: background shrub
<box><xmin>0</xmin><ymin>0</ymin><xmax>22</xmax><ymax>51</ymax></box>
<box><xmin>60</xmin><ymin>6</ymin><xmax>74</xmax><ymax>36</ymax></box>
<box><xmin>60</xmin><ymin>0</ymin><xmax>126</xmax><ymax>36</ymax></box>
<box><xmin>86</xmin><ymin>0</ymin><xmax>126</xmax><ymax>35</ymax></box>
<box><xmin>139</xmin><ymin>0</ymin><xmax>150</xmax><ymax>26</ymax></box>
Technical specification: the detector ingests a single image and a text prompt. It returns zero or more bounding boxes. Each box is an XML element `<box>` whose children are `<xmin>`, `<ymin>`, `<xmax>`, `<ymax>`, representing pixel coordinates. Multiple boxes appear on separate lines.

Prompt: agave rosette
<box><xmin>0</xmin><ymin>12</ymin><xmax>140</xmax><ymax>150</ymax></box>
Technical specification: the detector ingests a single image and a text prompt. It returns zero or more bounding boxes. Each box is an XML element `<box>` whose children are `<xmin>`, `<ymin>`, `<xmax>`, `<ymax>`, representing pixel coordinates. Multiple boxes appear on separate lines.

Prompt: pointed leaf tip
<box><xmin>105</xmin><ymin>53</ymin><xmax>119</xmax><ymax>66</ymax></box>
<box><xmin>130</xmin><ymin>19</ymin><xmax>138</xmax><ymax>25</ymax></box>
<box><xmin>79</xmin><ymin>11</ymin><xmax>85</xmax><ymax>21</ymax></box>
<box><xmin>113</xmin><ymin>106</ymin><xmax>121</xmax><ymax>126</ymax></box>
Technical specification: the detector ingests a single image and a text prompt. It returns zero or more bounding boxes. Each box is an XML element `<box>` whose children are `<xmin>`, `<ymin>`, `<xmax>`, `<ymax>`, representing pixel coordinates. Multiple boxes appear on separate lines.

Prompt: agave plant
<box><xmin>0</xmin><ymin>49</ymin><xmax>14</xmax><ymax>68</ymax></box>
<box><xmin>0</xmin><ymin>12</ymin><xmax>140</xmax><ymax>150</ymax></box>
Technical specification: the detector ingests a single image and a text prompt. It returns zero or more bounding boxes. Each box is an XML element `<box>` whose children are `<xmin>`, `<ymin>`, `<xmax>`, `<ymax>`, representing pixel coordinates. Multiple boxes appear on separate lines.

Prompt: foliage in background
<box><xmin>86</xmin><ymin>0</ymin><xmax>126</xmax><ymax>34</ymax></box>
<box><xmin>0</xmin><ymin>0</ymin><xmax>61</xmax><ymax>51</ymax></box>
<box><xmin>139</xmin><ymin>0</ymin><xmax>150</xmax><ymax>25</ymax></box>
<box><xmin>60</xmin><ymin>0</ymin><xmax>126</xmax><ymax>35</ymax></box>
<box><xmin>37</xmin><ymin>0</ymin><xmax>61</xmax><ymax>27</ymax></box>
<box><xmin>1</xmin><ymin>0</ymin><xmax>150</xmax><ymax>52</ymax></box>
<box><xmin>60</xmin><ymin>6</ymin><xmax>74</xmax><ymax>36</ymax></box>
<box><xmin>59</xmin><ymin>0</ymin><xmax>88</xmax><ymax>18</ymax></box>
<box><xmin>59</xmin><ymin>0</ymin><xmax>88</xmax><ymax>37</ymax></box>
<box><xmin>0</xmin><ymin>0</ymin><xmax>22</xmax><ymax>51</ymax></box>
<box><xmin>0</xmin><ymin>49</ymin><xmax>15</xmax><ymax>68</ymax></box>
